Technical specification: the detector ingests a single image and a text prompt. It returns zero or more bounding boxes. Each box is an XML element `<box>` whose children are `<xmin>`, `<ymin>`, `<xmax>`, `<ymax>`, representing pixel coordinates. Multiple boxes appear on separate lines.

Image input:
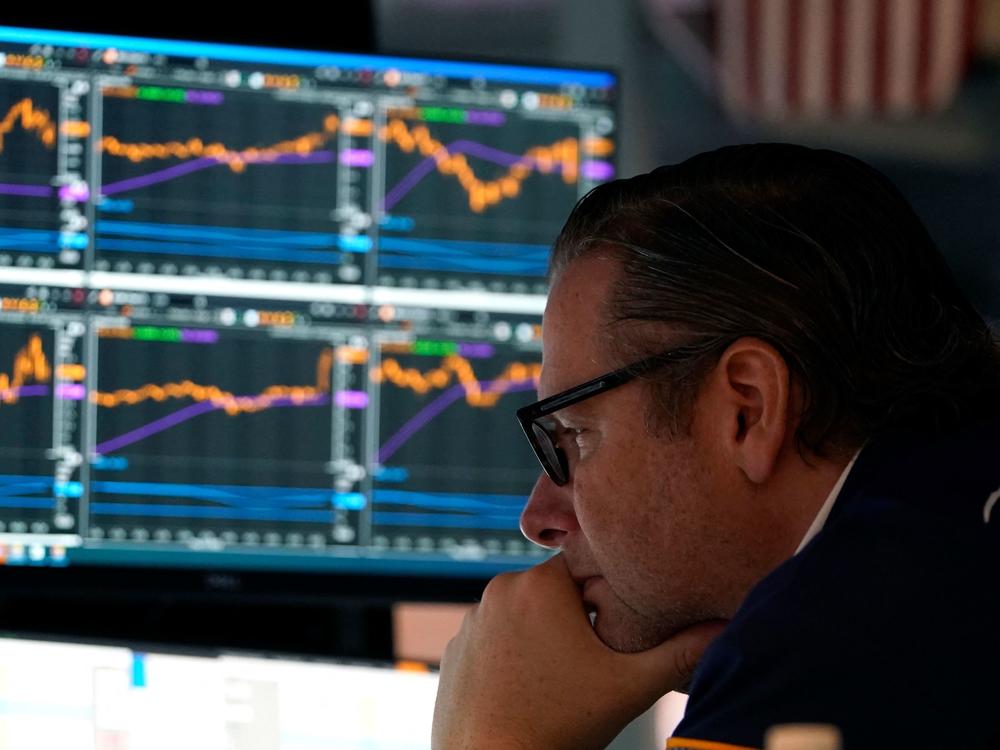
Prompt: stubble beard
<box><xmin>592</xmin><ymin>594</ymin><xmax>702</xmax><ymax>653</ymax></box>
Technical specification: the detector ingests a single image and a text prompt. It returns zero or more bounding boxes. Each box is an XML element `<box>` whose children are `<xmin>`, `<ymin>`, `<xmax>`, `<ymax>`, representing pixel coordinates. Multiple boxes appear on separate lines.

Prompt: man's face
<box><xmin>520</xmin><ymin>253</ymin><xmax>766</xmax><ymax>652</ymax></box>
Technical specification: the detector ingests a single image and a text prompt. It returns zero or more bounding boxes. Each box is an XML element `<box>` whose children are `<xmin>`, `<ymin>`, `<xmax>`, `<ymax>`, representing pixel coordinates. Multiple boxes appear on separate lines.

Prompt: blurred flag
<box><xmin>645</xmin><ymin>0</ymin><xmax>980</xmax><ymax>120</ymax></box>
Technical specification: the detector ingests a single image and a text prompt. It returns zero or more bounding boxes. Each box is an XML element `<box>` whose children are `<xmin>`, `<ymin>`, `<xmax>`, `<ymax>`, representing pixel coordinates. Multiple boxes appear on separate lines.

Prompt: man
<box><xmin>432</xmin><ymin>144</ymin><xmax>1000</xmax><ymax>749</ymax></box>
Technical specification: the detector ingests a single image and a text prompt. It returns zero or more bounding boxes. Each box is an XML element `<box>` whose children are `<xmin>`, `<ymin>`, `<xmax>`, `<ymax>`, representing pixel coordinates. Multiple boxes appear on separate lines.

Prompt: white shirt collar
<box><xmin>794</xmin><ymin>448</ymin><xmax>864</xmax><ymax>555</ymax></box>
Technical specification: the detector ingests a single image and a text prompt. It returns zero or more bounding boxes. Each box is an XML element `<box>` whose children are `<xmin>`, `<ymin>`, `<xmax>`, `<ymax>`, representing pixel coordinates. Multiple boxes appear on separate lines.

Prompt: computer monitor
<box><xmin>0</xmin><ymin>25</ymin><xmax>617</xmax><ymax>633</ymax></box>
<box><xmin>0</xmin><ymin>632</ymin><xmax>439</xmax><ymax>749</ymax></box>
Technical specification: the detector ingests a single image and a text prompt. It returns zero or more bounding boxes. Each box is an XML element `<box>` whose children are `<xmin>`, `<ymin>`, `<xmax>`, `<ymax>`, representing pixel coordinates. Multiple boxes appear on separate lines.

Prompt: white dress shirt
<box><xmin>794</xmin><ymin>448</ymin><xmax>864</xmax><ymax>555</ymax></box>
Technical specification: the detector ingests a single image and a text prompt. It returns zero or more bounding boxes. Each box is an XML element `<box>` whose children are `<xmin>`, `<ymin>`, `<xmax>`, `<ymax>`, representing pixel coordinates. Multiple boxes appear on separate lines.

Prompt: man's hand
<box><xmin>431</xmin><ymin>554</ymin><xmax>727</xmax><ymax>750</ymax></box>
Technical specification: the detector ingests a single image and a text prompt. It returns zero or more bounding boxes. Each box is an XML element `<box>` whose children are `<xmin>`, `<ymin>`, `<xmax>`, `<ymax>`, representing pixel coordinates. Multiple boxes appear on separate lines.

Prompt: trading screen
<box><xmin>0</xmin><ymin>26</ymin><xmax>617</xmax><ymax>576</ymax></box>
<box><xmin>0</xmin><ymin>635</ymin><xmax>439</xmax><ymax>749</ymax></box>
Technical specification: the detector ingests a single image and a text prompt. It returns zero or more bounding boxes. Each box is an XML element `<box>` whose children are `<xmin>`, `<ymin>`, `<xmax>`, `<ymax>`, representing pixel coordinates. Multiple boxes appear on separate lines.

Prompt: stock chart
<box><xmin>371</xmin><ymin>337</ymin><xmax>541</xmax><ymax>555</ymax></box>
<box><xmin>89</xmin><ymin>325</ymin><xmax>357</xmax><ymax>547</ymax></box>
<box><xmin>0</xmin><ymin>310</ymin><xmax>85</xmax><ymax>542</ymax></box>
<box><xmin>0</xmin><ymin>84</ymin><xmax>72</xmax><ymax>268</ymax></box>
<box><xmin>0</xmin><ymin>327</ymin><xmax>56</xmax><ymax>534</ymax></box>
<box><xmin>376</xmin><ymin>109</ymin><xmax>577</xmax><ymax>288</ymax></box>
<box><xmin>95</xmin><ymin>88</ymin><xmax>369</xmax><ymax>284</ymax></box>
<box><xmin>0</xmin><ymin>25</ymin><xmax>615</xmax><ymax>574</ymax></box>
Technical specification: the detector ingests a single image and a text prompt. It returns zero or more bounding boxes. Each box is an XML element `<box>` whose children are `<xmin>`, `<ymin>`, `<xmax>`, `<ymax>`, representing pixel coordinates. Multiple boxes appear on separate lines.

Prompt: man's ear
<box><xmin>702</xmin><ymin>337</ymin><xmax>791</xmax><ymax>484</ymax></box>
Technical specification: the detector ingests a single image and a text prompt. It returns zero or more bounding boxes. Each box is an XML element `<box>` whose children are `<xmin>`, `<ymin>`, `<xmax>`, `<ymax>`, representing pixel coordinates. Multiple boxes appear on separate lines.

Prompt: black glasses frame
<box><xmin>515</xmin><ymin>345</ymin><xmax>704</xmax><ymax>486</ymax></box>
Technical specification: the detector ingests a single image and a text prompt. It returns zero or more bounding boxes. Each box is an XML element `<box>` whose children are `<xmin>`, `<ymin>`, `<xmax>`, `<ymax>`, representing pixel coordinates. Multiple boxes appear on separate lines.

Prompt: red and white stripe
<box><xmin>712</xmin><ymin>0</ymin><xmax>978</xmax><ymax>120</ymax></box>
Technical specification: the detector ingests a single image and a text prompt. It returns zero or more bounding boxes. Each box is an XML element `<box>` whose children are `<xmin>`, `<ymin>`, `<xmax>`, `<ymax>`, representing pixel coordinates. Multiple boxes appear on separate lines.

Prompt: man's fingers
<box><xmin>625</xmin><ymin>620</ymin><xmax>729</xmax><ymax>695</ymax></box>
<box><xmin>487</xmin><ymin>553</ymin><xmax>581</xmax><ymax>605</ymax></box>
<box><xmin>532</xmin><ymin>551</ymin><xmax>571</xmax><ymax>577</ymax></box>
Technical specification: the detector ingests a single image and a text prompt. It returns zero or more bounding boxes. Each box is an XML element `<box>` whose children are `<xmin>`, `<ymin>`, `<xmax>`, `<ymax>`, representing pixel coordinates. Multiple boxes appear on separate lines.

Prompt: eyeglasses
<box><xmin>515</xmin><ymin>345</ymin><xmax>704</xmax><ymax>486</ymax></box>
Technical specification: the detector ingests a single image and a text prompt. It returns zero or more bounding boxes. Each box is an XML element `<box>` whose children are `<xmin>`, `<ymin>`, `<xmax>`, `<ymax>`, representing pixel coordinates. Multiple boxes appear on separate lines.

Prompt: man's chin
<box><xmin>591</xmin><ymin>607</ymin><xmax>681</xmax><ymax>653</ymax></box>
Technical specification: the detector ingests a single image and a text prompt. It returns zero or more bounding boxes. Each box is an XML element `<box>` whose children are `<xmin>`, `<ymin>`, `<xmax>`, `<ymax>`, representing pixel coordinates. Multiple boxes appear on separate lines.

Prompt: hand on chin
<box><xmin>432</xmin><ymin>554</ymin><xmax>728</xmax><ymax>750</ymax></box>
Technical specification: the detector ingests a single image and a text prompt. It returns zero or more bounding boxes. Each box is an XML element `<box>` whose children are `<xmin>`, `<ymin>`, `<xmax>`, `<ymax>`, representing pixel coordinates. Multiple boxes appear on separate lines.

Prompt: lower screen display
<box><xmin>0</xmin><ymin>287</ymin><xmax>548</xmax><ymax>574</ymax></box>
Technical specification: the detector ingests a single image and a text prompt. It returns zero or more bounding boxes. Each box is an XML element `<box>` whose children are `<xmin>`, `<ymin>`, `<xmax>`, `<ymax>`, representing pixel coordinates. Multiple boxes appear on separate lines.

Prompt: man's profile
<box><xmin>432</xmin><ymin>144</ymin><xmax>1000</xmax><ymax>750</ymax></box>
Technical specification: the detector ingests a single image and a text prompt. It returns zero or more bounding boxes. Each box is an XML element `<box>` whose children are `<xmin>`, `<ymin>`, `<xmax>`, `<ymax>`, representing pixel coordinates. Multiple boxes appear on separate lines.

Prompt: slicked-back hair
<box><xmin>552</xmin><ymin>144</ymin><xmax>1000</xmax><ymax>456</ymax></box>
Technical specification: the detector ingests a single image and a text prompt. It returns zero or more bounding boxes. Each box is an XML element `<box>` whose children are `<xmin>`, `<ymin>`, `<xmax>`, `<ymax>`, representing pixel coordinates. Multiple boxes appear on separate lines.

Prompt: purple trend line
<box><xmin>382</xmin><ymin>139</ymin><xmax>566</xmax><ymax>212</ymax></box>
<box><xmin>94</xmin><ymin>393</ymin><xmax>330</xmax><ymax>455</ymax></box>
<box><xmin>96</xmin><ymin>400</ymin><xmax>214</xmax><ymax>454</ymax></box>
<box><xmin>0</xmin><ymin>183</ymin><xmax>54</xmax><ymax>197</ymax></box>
<box><xmin>100</xmin><ymin>151</ymin><xmax>335</xmax><ymax>196</ymax></box>
<box><xmin>0</xmin><ymin>385</ymin><xmax>50</xmax><ymax>400</ymax></box>
<box><xmin>377</xmin><ymin>378</ymin><xmax>536</xmax><ymax>464</ymax></box>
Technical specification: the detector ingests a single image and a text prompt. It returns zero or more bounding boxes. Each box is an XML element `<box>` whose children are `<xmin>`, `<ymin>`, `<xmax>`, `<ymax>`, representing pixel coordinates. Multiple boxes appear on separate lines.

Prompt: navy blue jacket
<box><xmin>672</xmin><ymin>412</ymin><xmax>1000</xmax><ymax>749</ymax></box>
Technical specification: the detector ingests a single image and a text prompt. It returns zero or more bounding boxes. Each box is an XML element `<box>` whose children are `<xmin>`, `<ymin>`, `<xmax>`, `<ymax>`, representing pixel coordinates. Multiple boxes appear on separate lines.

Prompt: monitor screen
<box><xmin>0</xmin><ymin>26</ymin><xmax>617</xmax><ymax>581</ymax></box>
<box><xmin>0</xmin><ymin>633</ymin><xmax>439</xmax><ymax>749</ymax></box>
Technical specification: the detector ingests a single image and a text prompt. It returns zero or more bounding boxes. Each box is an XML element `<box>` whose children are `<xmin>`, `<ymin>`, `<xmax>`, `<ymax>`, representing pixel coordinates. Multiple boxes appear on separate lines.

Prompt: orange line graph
<box><xmin>96</xmin><ymin>108</ymin><xmax>576</xmax><ymax>212</ymax></box>
<box><xmin>92</xmin><ymin>347</ymin><xmax>335</xmax><ymax>415</ymax></box>
<box><xmin>379</xmin><ymin>119</ymin><xmax>578</xmax><ymax>213</ymax></box>
<box><xmin>0</xmin><ymin>99</ymin><xmax>57</xmax><ymax>156</ymax></box>
<box><xmin>372</xmin><ymin>354</ymin><xmax>541</xmax><ymax>407</ymax></box>
<box><xmin>98</xmin><ymin>113</ymin><xmax>343</xmax><ymax>173</ymax></box>
<box><xmin>92</xmin><ymin>349</ymin><xmax>539</xmax><ymax>415</ymax></box>
<box><xmin>0</xmin><ymin>333</ymin><xmax>52</xmax><ymax>404</ymax></box>
<box><xmin>4</xmin><ymin>96</ymin><xmax>580</xmax><ymax>212</ymax></box>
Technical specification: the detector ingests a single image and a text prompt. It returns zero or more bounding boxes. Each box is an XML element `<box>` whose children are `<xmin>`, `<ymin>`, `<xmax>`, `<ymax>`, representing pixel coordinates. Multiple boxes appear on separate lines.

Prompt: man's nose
<box><xmin>519</xmin><ymin>472</ymin><xmax>578</xmax><ymax>549</ymax></box>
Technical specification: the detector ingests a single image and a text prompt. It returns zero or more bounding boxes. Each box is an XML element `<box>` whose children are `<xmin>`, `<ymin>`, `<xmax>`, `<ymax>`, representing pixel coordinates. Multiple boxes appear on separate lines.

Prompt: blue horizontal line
<box><xmin>376</xmin><ymin>499</ymin><xmax>521</xmax><ymax>514</ymax></box>
<box><xmin>96</xmin><ymin>238</ymin><xmax>350</xmax><ymax>264</ymax></box>
<box><xmin>0</xmin><ymin>474</ymin><xmax>55</xmax><ymax>487</ymax></box>
<box><xmin>0</xmin><ymin>27</ymin><xmax>615</xmax><ymax>87</ymax></box>
<box><xmin>91</xmin><ymin>502</ymin><xmax>334</xmax><ymax>522</ymax></box>
<box><xmin>0</xmin><ymin>228</ymin><xmax>59</xmax><ymax>239</ymax></box>
<box><xmin>378</xmin><ymin>236</ymin><xmax>548</xmax><ymax>259</ymax></box>
<box><xmin>92</xmin><ymin>481</ymin><xmax>365</xmax><ymax>509</ymax></box>
<box><xmin>376</xmin><ymin>253</ymin><xmax>546</xmax><ymax>275</ymax></box>
<box><xmin>373</xmin><ymin>489</ymin><xmax>526</xmax><ymax>512</ymax></box>
<box><xmin>0</xmin><ymin>474</ymin><xmax>56</xmax><ymax>484</ymax></box>
<box><xmin>97</xmin><ymin>220</ymin><xmax>371</xmax><ymax>250</ymax></box>
<box><xmin>373</xmin><ymin>512</ymin><xmax>520</xmax><ymax>530</ymax></box>
<box><xmin>0</xmin><ymin>476</ymin><xmax>56</xmax><ymax>499</ymax></box>
<box><xmin>94</xmin><ymin>480</ymin><xmax>332</xmax><ymax>499</ymax></box>
<box><xmin>0</xmin><ymin>228</ymin><xmax>60</xmax><ymax>251</ymax></box>
<box><xmin>72</xmin><ymin>547</ymin><xmax>533</xmax><ymax>577</ymax></box>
